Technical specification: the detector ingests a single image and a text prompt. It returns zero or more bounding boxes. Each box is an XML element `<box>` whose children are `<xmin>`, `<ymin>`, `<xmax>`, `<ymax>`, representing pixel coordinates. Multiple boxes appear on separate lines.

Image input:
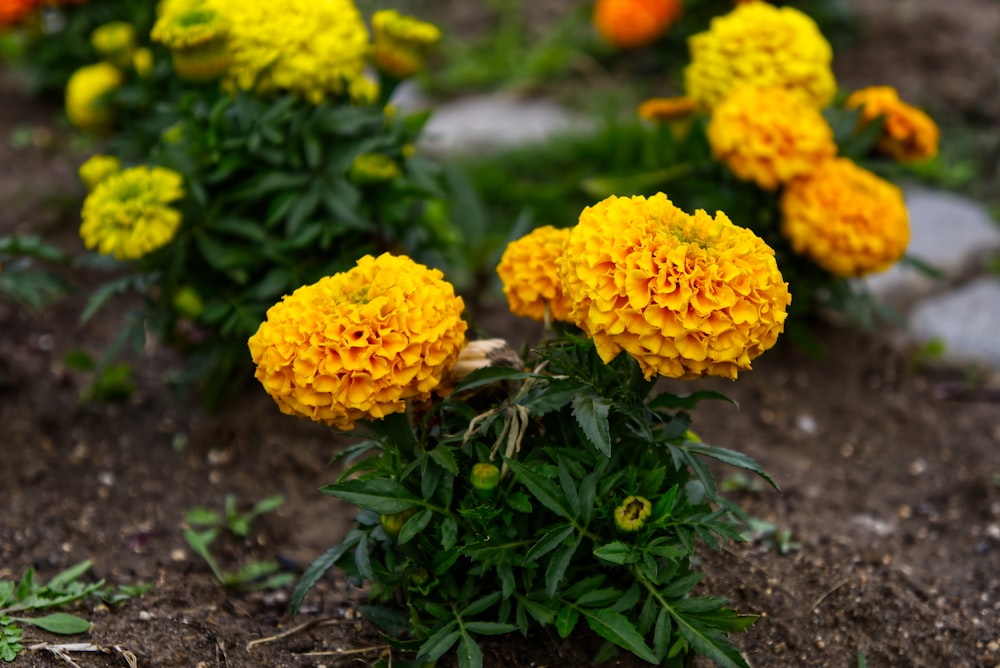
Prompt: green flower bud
<box><xmin>614</xmin><ymin>495</ymin><xmax>652</xmax><ymax>532</ymax></box>
<box><xmin>471</xmin><ymin>462</ymin><xmax>501</xmax><ymax>499</ymax></box>
<box><xmin>380</xmin><ymin>508</ymin><xmax>416</xmax><ymax>540</ymax></box>
<box><xmin>172</xmin><ymin>286</ymin><xmax>204</xmax><ymax>319</ymax></box>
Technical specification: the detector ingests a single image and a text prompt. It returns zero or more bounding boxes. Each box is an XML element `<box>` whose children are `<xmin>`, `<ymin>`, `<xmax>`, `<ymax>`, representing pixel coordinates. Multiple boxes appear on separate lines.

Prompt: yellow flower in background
<box><xmin>371</xmin><ymin>9</ymin><xmax>441</xmax><ymax>79</ymax></box>
<box><xmin>90</xmin><ymin>21</ymin><xmax>136</xmax><ymax>69</ymax></box>
<box><xmin>497</xmin><ymin>225</ymin><xmax>572</xmax><ymax>323</ymax></box>
<box><xmin>65</xmin><ymin>62</ymin><xmax>123</xmax><ymax>131</ymax></box>
<box><xmin>151</xmin><ymin>1</ymin><xmax>230</xmax><ymax>82</ymax></box>
<box><xmin>846</xmin><ymin>86</ymin><xmax>940</xmax><ymax>163</ymax></box>
<box><xmin>78</xmin><ymin>154</ymin><xmax>122</xmax><ymax>192</ymax></box>
<box><xmin>559</xmin><ymin>193</ymin><xmax>790</xmax><ymax>380</ymax></box>
<box><xmin>349</xmin><ymin>153</ymin><xmax>402</xmax><ymax>184</ymax></box>
<box><xmin>684</xmin><ymin>2</ymin><xmax>835</xmax><ymax>110</ymax></box>
<box><xmin>637</xmin><ymin>96</ymin><xmax>697</xmax><ymax>123</ymax></box>
<box><xmin>780</xmin><ymin>158</ymin><xmax>909</xmax><ymax>277</ymax></box>
<box><xmin>708</xmin><ymin>86</ymin><xmax>837</xmax><ymax>191</ymax></box>
<box><xmin>80</xmin><ymin>166</ymin><xmax>185</xmax><ymax>260</ymax></box>
<box><xmin>614</xmin><ymin>496</ymin><xmax>652</xmax><ymax>532</ymax></box>
<box><xmin>248</xmin><ymin>253</ymin><xmax>468</xmax><ymax>430</ymax></box>
<box><xmin>132</xmin><ymin>47</ymin><xmax>154</xmax><ymax>78</ymax></box>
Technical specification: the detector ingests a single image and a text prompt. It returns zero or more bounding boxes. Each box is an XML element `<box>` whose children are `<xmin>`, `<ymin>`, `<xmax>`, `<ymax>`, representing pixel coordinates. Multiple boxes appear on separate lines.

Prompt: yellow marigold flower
<box><xmin>78</xmin><ymin>154</ymin><xmax>122</xmax><ymax>192</ymax></box>
<box><xmin>151</xmin><ymin>1</ymin><xmax>230</xmax><ymax>82</ymax></box>
<box><xmin>90</xmin><ymin>21</ymin><xmax>136</xmax><ymax>69</ymax></box>
<box><xmin>349</xmin><ymin>76</ymin><xmax>380</xmax><ymax>105</ymax></box>
<box><xmin>846</xmin><ymin>86</ymin><xmax>940</xmax><ymax>164</ymax></box>
<box><xmin>637</xmin><ymin>96</ymin><xmax>697</xmax><ymax>123</ymax></box>
<box><xmin>65</xmin><ymin>62</ymin><xmax>123</xmax><ymax>131</ymax></box>
<box><xmin>558</xmin><ymin>193</ymin><xmax>790</xmax><ymax>380</ymax></box>
<box><xmin>349</xmin><ymin>153</ymin><xmax>401</xmax><ymax>184</ymax></box>
<box><xmin>80</xmin><ymin>166</ymin><xmax>185</xmax><ymax>260</ymax></box>
<box><xmin>593</xmin><ymin>0</ymin><xmax>683</xmax><ymax>49</ymax></box>
<box><xmin>614</xmin><ymin>496</ymin><xmax>652</xmax><ymax>532</ymax></box>
<box><xmin>132</xmin><ymin>47</ymin><xmax>154</xmax><ymax>78</ymax></box>
<box><xmin>371</xmin><ymin>9</ymin><xmax>441</xmax><ymax>79</ymax></box>
<box><xmin>684</xmin><ymin>2</ymin><xmax>835</xmax><ymax>110</ymax></box>
<box><xmin>213</xmin><ymin>0</ymin><xmax>370</xmax><ymax>103</ymax></box>
<box><xmin>497</xmin><ymin>225</ymin><xmax>573</xmax><ymax>323</ymax></box>
<box><xmin>248</xmin><ymin>253</ymin><xmax>468</xmax><ymax>430</ymax></box>
<box><xmin>707</xmin><ymin>86</ymin><xmax>837</xmax><ymax>191</ymax></box>
<box><xmin>780</xmin><ymin>157</ymin><xmax>909</xmax><ymax>278</ymax></box>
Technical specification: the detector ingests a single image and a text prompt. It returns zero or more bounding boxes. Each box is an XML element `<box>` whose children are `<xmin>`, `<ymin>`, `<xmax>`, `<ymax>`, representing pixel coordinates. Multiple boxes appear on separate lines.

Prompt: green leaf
<box><xmin>448</xmin><ymin>367</ymin><xmax>538</xmax><ymax>396</ymax></box>
<box><xmin>557</xmin><ymin>457</ymin><xmax>580</xmax><ymax>515</ymax></box>
<box><xmin>460</xmin><ymin>592</ymin><xmax>501</xmax><ymax>618</ymax></box>
<box><xmin>0</xmin><ymin>620</ymin><xmax>23</xmax><ymax>661</ymax></box>
<box><xmin>504</xmin><ymin>459</ymin><xmax>573</xmax><ymax>521</ymax></box>
<box><xmin>428</xmin><ymin>446</ymin><xmax>459</xmax><ymax>476</ymax></box>
<box><xmin>545</xmin><ymin>537</ymin><xmax>580</xmax><ymax>598</ymax></box>
<box><xmin>648</xmin><ymin>390</ymin><xmax>738</xmax><ymax>411</ymax></box>
<box><xmin>457</xmin><ymin>632</ymin><xmax>483</xmax><ymax>668</ymax></box>
<box><xmin>653</xmin><ymin>608</ymin><xmax>670</xmax><ymax>659</ymax></box>
<box><xmin>680</xmin><ymin>442</ymin><xmax>779</xmax><ymax>492</ymax></box>
<box><xmin>592</xmin><ymin>542</ymin><xmax>633</xmax><ymax>565</ymax></box>
<box><xmin>575</xmin><ymin>588</ymin><xmax>624</xmax><ymax>608</ymax></box>
<box><xmin>463</xmin><ymin>621</ymin><xmax>519</xmax><ymax>635</ymax></box>
<box><xmin>185</xmin><ymin>508</ymin><xmax>222</xmax><ymax>527</ymax></box>
<box><xmin>290</xmin><ymin>529</ymin><xmax>363</xmax><ymax>616</ymax></box>
<box><xmin>46</xmin><ymin>561</ymin><xmax>92</xmax><ymax>592</ymax></box>
<box><xmin>580</xmin><ymin>608</ymin><xmax>659</xmax><ymax>664</ymax></box>
<box><xmin>397</xmin><ymin>508</ymin><xmax>433</xmax><ymax>545</ymax></box>
<box><xmin>14</xmin><ymin>613</ymin><xmax>90</xmax><ymax>634</ymax></box>
<box><xmin>523</xmin><ymin>524</ymin><xmax>575</xmax><ymax>564</ymax></box>
<box><xmin>555</xmin><ymin>605</ymin><xmax>579</xmax><ymax>639</ymax></box>
<box><xmin>572</xmin><ymin>393</ymin><xmax>611</xmax><ymax>457</ymax></box>
<box><xmin>321</xmin><ymin>479</ymin><xmax>421</xmax><ymax>514</ymax></box>
<box><xmin>670</xmin><ymin>610</ymin><xmax>753</xmax><ymax>668</ymax></box>
<box><xmin>416</xmin><ymin>622</ymin><xmax>460</xmax><ymax>663</ymax></box>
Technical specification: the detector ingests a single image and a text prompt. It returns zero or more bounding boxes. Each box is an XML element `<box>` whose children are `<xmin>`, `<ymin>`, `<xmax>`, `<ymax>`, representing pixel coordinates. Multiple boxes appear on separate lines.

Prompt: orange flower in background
<box><xmin>637</xmin><ymin>96</ymin><xmax>697</xmax><ymax>123</ymax></box>
<box><xmin>593</xmin><ymin>0</ymin><xmax>683</xmax><ymax>49</ymax></box>
<box><xmin>780</xmin><ymin>158</ymin><xmax>910</xmax><ymax>277</ymax></box>
<box><xmin>497</xmin><ymin>225</ymin><xmax>572</xmax><ymax>322</ymax></box>
<box><xmin>846</xmin><ymin>86</ymin><xmax>939</xmax><ymax>163</ymax></box>
<box><xmin>708</xmin><ymin>86</ymin><xmax>837</xmax><ymax>191</ymax></box>
<box><xmin>0</xmin><ymin>0</ymin><xmax>40</xmax><ymax>27</ymax></box>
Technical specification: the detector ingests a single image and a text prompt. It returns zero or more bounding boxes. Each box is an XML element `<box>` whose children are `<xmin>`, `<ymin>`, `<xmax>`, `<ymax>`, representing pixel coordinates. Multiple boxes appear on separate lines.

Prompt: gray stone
<box><xmin>864</xmin><ymin>187</ymin><xmax>1000</xmax><ymax>308</ymax></box>
<box><xmin>906</xmin><ymin>277</ymin><xmax>1000</xmax><ymax>369</ymax></box>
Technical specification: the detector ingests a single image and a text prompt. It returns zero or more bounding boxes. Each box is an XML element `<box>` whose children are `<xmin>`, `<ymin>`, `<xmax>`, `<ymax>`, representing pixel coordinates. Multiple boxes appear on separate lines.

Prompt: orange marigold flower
<box><xmin>708</xmin><ymin>86</ymin><xmax>837</xmax><ymax>191</ymax></box>
<box><xmin>248</xmin><ymin>253</ymin><xmax>467</xmax><ymax>431</ymax></box>
<box><xmin>593</xmin><ymin>0</ymin><xmax>683</xmax><ymax>49</ymax></box>
<box><xmin>685</xmin><ymin>2</ymin><xmax>835</xmax><ymax>110</ymax></box>
<box><xmin>845</xmin><ymin>86</ymin><xmax>939</xmax><ymax>164</ymax></box>
<box><xmin>496</xmin><ymin>225</ymin><xmax>572</xmax><ymax>322</ymax></box>
<box><xmin>780</xmin><ymin>158</ymin><xmax>910</xmax><ymax>277</ymax></box>
<box><xmin>558</xmin><ymin>193</ymin><xmax>790</xmax><ymax>380</ymax></box>
<box><xmin>637</xmin><ymin>96</ymin><xmax>697</xmax><ymax>123</ymax></box>
<box><xmin>0</xmin><ymin>0</ymin><xmax>39</xmax><ymax>26</ymax></box>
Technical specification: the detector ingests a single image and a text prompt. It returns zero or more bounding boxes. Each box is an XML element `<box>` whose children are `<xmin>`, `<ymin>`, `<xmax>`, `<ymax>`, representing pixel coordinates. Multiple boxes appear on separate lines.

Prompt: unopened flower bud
<box><xmin>380</xmin><ymin>508</ymin><xmax>417</xmax><ymax>540</ymax></box>
<box><xmin>471</xmin><ymin>462</ymin><xmax>501</xmax><ymax>498</ymax></box>
<box><xmin>614</xmin><ymin>495</ymin><xmax>652</xmax><ymax>532</ymax></box>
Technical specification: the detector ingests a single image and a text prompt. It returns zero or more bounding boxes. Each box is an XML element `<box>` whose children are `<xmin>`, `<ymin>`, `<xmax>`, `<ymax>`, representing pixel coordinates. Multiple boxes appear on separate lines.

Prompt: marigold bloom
<box><xmin>371</xmin><ymin>9</ymin><xmax>441</xmax><ymax>79</ymax></box>
<box><xmin>593</xmin><ymin>0</ymin><xmax>682</xmax><ymax>49</ymax></box>
<box><xmin>708</xmin><ymin>86</ymin><xmax>837</xmax><ymax>191</ymax></box>
<box><xmin>637</xmin><ymin>96</ymin><xmax>697</xmax><ymax>123</ymax></box>
<box><xmin>685</xmin><ymin>2</ymin><xmax>835</xmax><ymax>110</ymax></box>
<box><xmin>781</xmin><ymin>158</ymin><xmax>909</xmax><ymax>278</ymax></box>
<box><xmin>614</xmin><ymin>496</ymin><xmax>652</xmax><ymax>532</ymax></box>
<box><xmin>151</xmin><ymin>2</ymin><xmax>230</xmax><ymax>82</ymax></box>
<box><xmin>90</xmin><ymin>21</ymin><xmax>136</xmax><ymax>69</ymax></box>
<box><xmin>497</xmin><ymin>225</ymin><xmax>573</xmax><ymax>323</ymax></box>
<box><xmin>78</xmin><ymin>154</ymin><xmax>122</xmax><ymax>192</ymax></box>
<box><xmin>132</xmin><ymin>47</ymin><xmax>154</xmax><ymax>78</ymax></box>
<box><xmin>0</xmin><ymin>0</ymin><xmax>38</xmax><ymax>26</ymax></box>
<box><xmin>248</xmin><ymin>253</ymin><xmax>468</xmax><ymax>430</ymax></box>
<box><xmin>559</xmin><ymin>193</ymin><xmax>790</xmax><ymax>380</ymax></box>
<box><xmin>65</xmin><ymin>63</ymin><xmax>123</xmax><ymax>131</ymax></box>
<box><xmin>80</xmin><ymin>166</ymin><xmax>185</xmax><ymax>260</ymax></box>
<box><xmin>846</xmin><ymin>86</ymin><xmax>939</xmax><ymax>163</ymax></box>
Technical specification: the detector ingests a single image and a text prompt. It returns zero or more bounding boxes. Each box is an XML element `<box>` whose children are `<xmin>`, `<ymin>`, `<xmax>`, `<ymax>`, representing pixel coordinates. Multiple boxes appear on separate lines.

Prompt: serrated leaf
<box><xmin>290</xmin><ymin>530</ymin><xmax>362</xmax><ymax>616</ymax></box>
<box><xmin>416</xmin><ymin>623</ymin><xmax>460</xmax><ymax>663</ymax></box>
<box><xmin>321</xmin><ymin>478</ymin><xmax>421</xmax><ymax>514</ymax></box>
<box><xmin>572</xmin><ymin>393</ymin><xmax>611</xmax><ymax>457</ymax></box>
<box><xmin>457</xmin><ymin>632</ymin><xmax>483</xmax><ymax>668</ymax></box>
<box><xmin>555</xmin><ymin>605</ymin><xmax>579</xmax><ymax>639</ymax></box>
<box><xmin>575</xmin><ymin>588</ymin><xmax>623</xmax><ymax>608</ymax></box>
<box><xmin>460</xmin><ymin>592</ymin><xmax>501</xmax><ymax>617</ymax></box>
<box><xmin>448</xmin><ymin>367</ymin><xmax>538</xmax><ymax>396</ymax></box>
<box><xmin>397</xmin><ymin>508</ymin><xmax>433</xmax><ymax>545</ymax></box>
<box><xmin>680</xmin><ymin>442</ymin><xmax>779</xmax><ymax>492</ymax></box>
<box><xmin>592</xmin><ymin>541</ymin><xmax>633</xmax><ymax>565</ymax></box>
<box><xmin>523</xmin><ymin>524</ymin><xmax>575</xmax><ymax>564</ymax></box>
<box><xmin>670</xmin><ymin>611</ymin><xmax>752</xmax><ymax>668</ymax></box>
<box><xmin>580</xmin><ymin>608</ymin><xmax>659</xmax><ymax>664</ymax></box>
<box><xmin>545</xmin><ymin>537</ymin><xmax>580</xmax><ymax>598</ymax></box>
<box><xmin>14</xmin><ymin>613</ymin><xmax>90</xmax><ymax>634</ymax></box>
<box><xmin>428</xmin><ymin>446</ymin><xmax>459</xmax><ymax>475</ymax></box>
<box><xmin>648</xmin><ymin>390</ymin><xmax>738</xmax><ymax>411</ymax></box>
<box><xmin>504</xmin><ymin>459</ymin><xmax>572</xmax><ymax>520</ymax></box>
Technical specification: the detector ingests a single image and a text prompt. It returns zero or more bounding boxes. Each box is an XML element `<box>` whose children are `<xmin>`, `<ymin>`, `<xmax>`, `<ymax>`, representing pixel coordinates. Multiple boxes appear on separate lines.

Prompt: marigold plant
<box><xmin>592</xmin><ymin>0</ymin><xmax>683</xmax><ymax>49</ymax></box>
<box><xmin>780</xmin><ymin>157</ymin><xmax>910</xmax><ymax>277</ymax></box>
<box><xmin>78</xmin><ymin>154</ymin><xmax>122</xmax><ymax>192</ymax></box>
<box><xmin>371</xmin><ymin>9</ymin><xmax>441</xmax><ymax>79</ymax></box>
<box><xmin>707</xmin><ymin>86</ymin><xmax>837</xmax><ymax>190</ymax></box>
<box><xmin>846</xmin><ymin>85</ymin><xmax>940</xmax><ymax>164</ymax></box>
<box><xmin>79</xmin><ymin>165</ymin><xmax>184</xmax><ymax>260</ymax></box>
<box><xmin>65</xmin><ymin>61</ymin><xmax>123</xmax><ymax>131</ymax></box>
<box><xmin>684</xmin><ymin>1</ymin><xmax>836</xmax><ymax>109</ymax></box>
<box><xmin>559</xmin><ymin>193</ymin><xmax>790</xmax><ymax>380</ymax></box>
<box><xmin>248</xmin><ymin>253</ymin><xmax>468</xmax><ymax>430</ymax></box>
<box><xmin>496</xmin><ymin>225</ymin><xmax>572</xmax><ymax>322</ymax></box>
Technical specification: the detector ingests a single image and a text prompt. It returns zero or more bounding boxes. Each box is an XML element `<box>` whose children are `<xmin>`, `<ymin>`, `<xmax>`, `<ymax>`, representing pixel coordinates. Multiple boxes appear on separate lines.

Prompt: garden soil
<box><xmin>2</xmin><ymin>1</ymin><xmax>999</xmax><ymax>666</ymax></box>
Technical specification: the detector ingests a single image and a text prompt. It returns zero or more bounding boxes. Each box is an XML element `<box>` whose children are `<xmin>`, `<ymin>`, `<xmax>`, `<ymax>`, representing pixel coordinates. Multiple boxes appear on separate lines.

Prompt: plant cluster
<box><xmin>251</xmin><ymin>191</ymin><xmax>792</xmax><ymax>667</ymax></box>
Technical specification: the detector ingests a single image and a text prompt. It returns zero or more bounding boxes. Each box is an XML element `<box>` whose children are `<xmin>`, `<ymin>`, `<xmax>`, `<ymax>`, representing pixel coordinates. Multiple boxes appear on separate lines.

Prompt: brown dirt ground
<box><xmin>2</xmin><ymin>1</ymin><xmax>1000</xmax><ymax>667</ymax></box>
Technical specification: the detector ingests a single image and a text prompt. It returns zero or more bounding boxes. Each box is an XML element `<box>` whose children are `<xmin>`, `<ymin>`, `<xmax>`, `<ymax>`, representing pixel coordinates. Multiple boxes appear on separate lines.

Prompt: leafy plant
<box><xmin>184</xmin><ymin>494</ymin><xmax>294</xmax><ymax>591</ymax></box>
<box><xmin>0</xmin><ymin>560</ymin><xmax>149</xmax><ymax>663</ymax></box>
<box><xmin>293</xmin><ymin>333</ymin><xmax>774</xmax><ymax>668</ymax></box>
<box><xmin>0</xmin><ymin>235</ymin><xmax>68</xmax><ymax>311</ymax></box>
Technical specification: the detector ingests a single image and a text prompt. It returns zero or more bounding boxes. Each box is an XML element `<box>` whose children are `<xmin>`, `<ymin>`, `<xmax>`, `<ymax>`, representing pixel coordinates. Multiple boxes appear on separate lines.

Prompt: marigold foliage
<box><xmin>248</xmin><ymin>253</ymin><xmax>468</xmax><ymax>430</ymax></box>
<box><xmin>708</xmin><ymin>86</ymin><xmax>837</xmax><ymax>191</ymax></box>
<box><xmin>684</xmin><ymin>2</ymin><xmax>835</xmax><ymax>110</ymax></box>
<box><xmin>80</xmin><ymin>166</ymin><xmax>185</xmax><ymax>260</ymax></box>
<box><xmin>65</xmin><ymin>62</ymin><xmax>123</xmax><ymax>131</ymax></box>
<box><xmin>593</xmin><ymin>0</ymin><xmax>682</xmax><ymax>49</ymax></box>
<box><xmin>497</xmin><ymin>225</ymin><xmax>573</xmax><ymax>323</ymax></box>
<box><xmin>559</xmin><ymin>194</ymin><xmax>790</xmax><ymax>380</ymax></box>
<box><xmin>371</xmin><ymin>9</ymin><xmax>441</xmax><ymax>78</ymax></box>
<box><xmin>780</xmin><ymin>158</ymin><xmax>910</xmax><ymax>277</ymax></box>
<box><xmin>78</xmin><ymin>154</ymin><xmax>122</xmax><ymax>192</ymax></box>
<box><xmin>846</xmin><ymin>85</ymin><xmax>940</xmax><ymax>164</ymax></box>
